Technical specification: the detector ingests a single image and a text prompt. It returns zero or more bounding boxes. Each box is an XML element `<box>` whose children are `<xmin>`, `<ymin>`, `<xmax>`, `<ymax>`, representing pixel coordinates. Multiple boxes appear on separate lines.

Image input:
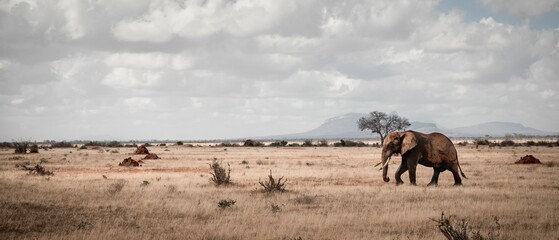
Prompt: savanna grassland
<box><xmin>1</xmin><ymin>143</ymin><xmax>558</xmax><ymax>239</ymax></box>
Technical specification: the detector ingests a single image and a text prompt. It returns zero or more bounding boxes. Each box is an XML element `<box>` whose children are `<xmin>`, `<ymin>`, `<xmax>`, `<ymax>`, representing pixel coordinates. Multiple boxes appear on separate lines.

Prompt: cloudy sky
<box><xmin>1</xmin><ymin>0</ymin><xmax>558</xmax><ymax>141</ymax></box>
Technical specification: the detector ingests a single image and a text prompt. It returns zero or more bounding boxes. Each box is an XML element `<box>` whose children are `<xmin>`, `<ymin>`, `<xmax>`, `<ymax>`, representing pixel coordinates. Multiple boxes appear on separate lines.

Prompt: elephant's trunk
<box><xmin>381</xmin><ymin>148</ymin><xmax>391</xmax><ymax>182</ymax></box>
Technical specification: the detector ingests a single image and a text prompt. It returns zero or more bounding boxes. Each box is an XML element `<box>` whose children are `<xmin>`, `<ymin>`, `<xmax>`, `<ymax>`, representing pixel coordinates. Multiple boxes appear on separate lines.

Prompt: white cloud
<box><xmin>1</xmin><ymin>0</ymin><xmax>559</xmax><ymax>141</ymax></box>
<box><xmin>104</xmin><ymin>52</ymin><xmax>192</xmax><ymax>70</ymax></box>
<box><xmin>101</xmin><ymin>68</ymin><xmax>162</xmax><ymax>88</ymax></box>
<box><xmin>479</xmin><ymin>0</ymin><xmax>559</xmax><ymax>17</ymax></box>
<box><xmin>112</xmin><ymin>0</ymin><xmax>302</xmax><ymax>42</ymax></box>
<box><xmin>124</xmin><ymin>97</ymin><xmax>154</xmax><ymax>109</ymax></box>
<box><xmin>58</xmin><ymin>0</ymin><xmax>85</xmax><ymax>39</ymax></box>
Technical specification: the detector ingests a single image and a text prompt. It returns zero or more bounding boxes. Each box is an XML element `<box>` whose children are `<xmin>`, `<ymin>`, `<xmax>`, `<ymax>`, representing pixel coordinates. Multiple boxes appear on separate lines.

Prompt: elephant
<box><xmin>376</xmin><ymin>131</ymin><xmax>466</xmax><ymax>186</ymax></box>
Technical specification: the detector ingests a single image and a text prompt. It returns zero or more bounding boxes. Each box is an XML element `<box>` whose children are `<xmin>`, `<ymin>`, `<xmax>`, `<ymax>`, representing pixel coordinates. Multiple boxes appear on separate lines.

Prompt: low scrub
<box><xmin>218</xmin><ymin>199</ymin><xmax>236</xmax><ymax>209</ymax></box>
<box><xmin>209</xmin><ymin>160</ymin><xmax>232</xmax><ymax>185</ymax></box>
<box><xmin>259</xmin><ymin>170</ymin><xmax>287</xmax><ymax>193</ymax></box>
<box><xmin>16</xmin><ymin>163</ymin><xmax>54</xmax><ymax>176</ymax></box>
<box><xmin>431</xmin><ymin>212</ymin><xmax>502</xmax><ymax>240</ymax></box>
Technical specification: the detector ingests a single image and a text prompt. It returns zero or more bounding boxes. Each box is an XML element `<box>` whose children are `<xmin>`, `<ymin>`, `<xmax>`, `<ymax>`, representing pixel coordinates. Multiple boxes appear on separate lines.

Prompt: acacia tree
<box><xmin>357</xmin><ymin>111</ymin><xmax>411</xmax><ymax>143</ymax></box>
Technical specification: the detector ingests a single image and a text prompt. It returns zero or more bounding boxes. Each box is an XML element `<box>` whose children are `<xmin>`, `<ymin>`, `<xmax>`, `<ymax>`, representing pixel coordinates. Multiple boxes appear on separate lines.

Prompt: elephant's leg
<box><xmin>405</xmin><ymin>151</ymin><xmax>421</xmax><ymax>186</ymax></box>
<box><xmin>449</xmin><ymin>164</ymin><xmax>462</xmax><ymax>186</ymax></box>
<box><xmin>428</xmin><ymin>169</ymin><xmax>441</xmax><ymax>186</ymax></box>
<box><xmin>407</xmin><ymin>163</ymin><xmax>417</xmax><ymax>185</ymax></box>
<box><xmin>395</xmin><ymin>161</ymin><xmax>408</xmax><ymax>185</ymax></box>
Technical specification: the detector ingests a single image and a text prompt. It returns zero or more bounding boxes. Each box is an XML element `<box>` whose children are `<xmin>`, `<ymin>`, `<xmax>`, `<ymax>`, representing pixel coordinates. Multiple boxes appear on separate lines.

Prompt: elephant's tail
<box><xmin>456</xmin><ymin>152</ymin><xmax>467</xmax><ymax>179</ymax></box>
<box><xmin>457</xmin><ymin>159</ymin><xmax>467</xmax><ymax>179</ymax></box>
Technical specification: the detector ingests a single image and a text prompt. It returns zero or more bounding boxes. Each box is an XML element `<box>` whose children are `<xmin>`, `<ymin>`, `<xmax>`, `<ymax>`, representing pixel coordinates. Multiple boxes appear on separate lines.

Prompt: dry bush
<box><xmin>13</xmin><ymin>142</ymin><xmax>28</xmax><ymax>154</ymax></box>
<box><xmin>209</xmin><ymin>160</ymin><xmax>231</xmax><ymax>185</ymax></box>
<box><xmin>16</xmin><ymin>163</ymin><xmax>54</xmax><ymax>176</ymax></box>
<box><xmin>259</xmin><ymin>170</ymin><xmax>286</xmax><ymax>193</ymax></box>
<box><xmin>218</xmin><ymin>199</ymin><xmax>236</xmax><ymax>209</ymax></box>
<box><xmin>29</xmin><ymin>144</ymin><xmax>39</xmax><ymax>153</ymax></box>
<box><xmin>431</xmin><ymin>212</ymin><xmax>501</xmax><ymax>240</ymax></box>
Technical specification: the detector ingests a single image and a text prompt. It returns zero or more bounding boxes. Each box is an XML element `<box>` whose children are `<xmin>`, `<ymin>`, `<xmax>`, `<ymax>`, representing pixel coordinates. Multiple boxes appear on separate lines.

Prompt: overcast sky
<box><xmin>1</xmin><ymin>0</ymin><xmax>558</xmax><ymax>141</ymax></box>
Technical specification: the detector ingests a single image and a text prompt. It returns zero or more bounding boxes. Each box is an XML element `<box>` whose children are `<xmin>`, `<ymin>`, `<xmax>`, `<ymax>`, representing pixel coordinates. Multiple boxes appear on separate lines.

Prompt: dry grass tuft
<box><xmin>259</xmin><ymin>170</ymin><xmax>287</xmax><ymax>192</ymax></box>
<box><xmin>15</xmin><ymin>163</ymin><xmax>53</xmax><ymax>176</ymax></box>
<box><xmin>432</xmin><ymin>212</ymin><xmax>501</xmax><ymax>240</ymax></box>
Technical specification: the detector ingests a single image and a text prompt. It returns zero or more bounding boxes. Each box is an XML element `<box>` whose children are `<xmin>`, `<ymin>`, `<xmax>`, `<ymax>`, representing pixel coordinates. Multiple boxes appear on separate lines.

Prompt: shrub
<box><xmin>244</xmin><ymin>140</ymin><xmax>264</xmax><ymax>147</ymax></box>
<box><xmin>14</xmin><ymin>142</ymin><xmax>28</xmax><ymax>154</ymax></box>
<box><xmin>107</xmin><ymin>141</ymin><xmax>122</xmax><ymax>147</ymax></box>
<box><xmin>16</xmin><ymin>163</ymin><xmax>54</xmax><ymax>176</ymax></box>
<box><xmin>499</xmin><ymin>140</ymin><xmax>515</xmax><ymax>147</ymax></box>
<box><xmin>259</xmin><ymin>170</ymin><xmax>287</xmax><ymax>193</ymax></box>
<box><xmin>176</xmin><ymin>141</ymin><xmax>184</xmax><ymax>146</ymax></box>
<box><xmin>318</xmin><ymin>139</ymin><xmax>329</xmax><ymax>147</ymax></box>
<box><xmin>220</xmin><ymin>142</ymin><xmax>240</xmax><ymax>147</ymax></box>
<box><xmin>209</xmin><ymin>160</ymin><xmax>232</xmax><ymax>185</ymax></box>
<box><xmin>474</xmin><ymin>139</ymin><xmax>490</xmax><ymax>146</ymax></box>
<box><xmin>218</xmin><ymin>199</ymin><xmax>236</xmax><ymax>209</ymax></box>
<box><xmin>29</xmin><ymin>144</ymin><xmax>39</xmax><ymax>153</ymax></box>
<box><xmin>51</xmin><ymin>141</ymin><xmax>73</xmax><ymax>148</ymax></box>
<box><xmin>302</xmin><ymin>139</ymin><xmax>314</xmax><ymax>147</ymax></box>
<box><xmin>269</xmin><ymin>140</ymin><xmax>288</xmax><ymax>147</ymax></box>
<box><xmin>333</xmin><ymin>140</ymin><xmax>367</xmax><ymax>147</ymax></box>
<box><xmin>431</xmin><ymin>212</ymin><xmax>501</xmax><ymax>240</ymax></box>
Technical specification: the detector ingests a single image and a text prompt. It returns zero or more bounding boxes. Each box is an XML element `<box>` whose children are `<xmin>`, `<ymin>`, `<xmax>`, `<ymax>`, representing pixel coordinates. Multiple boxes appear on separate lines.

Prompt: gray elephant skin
<box><xmin>378</xmin><ymin>131</ymin><xmax>466</xmax><ymax>186</ymax></box>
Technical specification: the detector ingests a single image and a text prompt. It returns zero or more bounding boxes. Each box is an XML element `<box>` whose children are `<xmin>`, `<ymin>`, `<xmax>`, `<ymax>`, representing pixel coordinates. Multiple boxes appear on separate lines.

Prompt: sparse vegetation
<box><xmin>218</xmin><ymin>199</ymin><xmax>236</xmax><ymax>209</ymax></box>
<box><xmin>269</xmin><ymin>140</ymin><xmax>288</xmax><ymax>147</ymax></box>
<box><xmin>259</xmin><ymin>170</ymin><xmax>287</xmax><ymax>193</ymax></box>
<box><xmin>14</xmin><ymin>142</ymin><xmax>28</xmax><ymax>154</ymax></box>
<box><xmin>29</xmin><ymin>144</ymin><xmax>39</xmax><ymax>153</ymax></box>
<box><xmin>51</xmin><ymin>141</ymin><xmax>74</xmax><ymax>148</ymax></box>
<box><xmin>209</xmin><ymin>160</ymin><xmax>232</xmax><ymax>185</ymax></box>
<box><xmin>176</xmin><ymin>141</ymin><xmax>184</xmax><ymax>145</ymax></box>
<box><xmin>16</xmin><ymin>163</ymin><xmax>54</xmax><ymax>176</ymax></box>
<box><xmin>302</xmin><ymin>139</ymin><xmax>314</xmax><ymax>147</ymax></box>
<box><xmin>0</xmin><ymin>143</ymin><xmax>558</xmax><ymax>239</ymax></box>
<box><xmin>431</xmin><ymin>212</ymin><xmax>502</xmax><ymax>240</ymax></box>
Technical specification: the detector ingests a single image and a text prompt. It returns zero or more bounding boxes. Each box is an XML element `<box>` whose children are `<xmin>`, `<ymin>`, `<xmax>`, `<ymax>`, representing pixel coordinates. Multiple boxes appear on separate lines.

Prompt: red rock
<box><xmin>134</xmin><ymin>145</ymin><xmax>150</xmax><ymax>154</ymax></box>
<box><xmin>515</xmin><ymin>155</ymin><xmax>542</xmax><ymax>164</ymax></box>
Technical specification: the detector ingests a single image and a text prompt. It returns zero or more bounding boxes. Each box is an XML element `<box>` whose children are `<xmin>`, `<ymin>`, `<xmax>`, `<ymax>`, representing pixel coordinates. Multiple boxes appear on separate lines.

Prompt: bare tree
<box><xmin>358</xmin><ymin>111</ymin><xmax>411</xmax><ymax>143</ymax></box>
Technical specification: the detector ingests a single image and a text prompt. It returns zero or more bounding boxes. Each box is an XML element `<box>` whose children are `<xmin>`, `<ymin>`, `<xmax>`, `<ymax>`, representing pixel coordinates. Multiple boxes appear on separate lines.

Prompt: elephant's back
<box><xmin>427</xmin><ymin>132</ymin><xmax>458</xmax><ymax>162</ymax></box>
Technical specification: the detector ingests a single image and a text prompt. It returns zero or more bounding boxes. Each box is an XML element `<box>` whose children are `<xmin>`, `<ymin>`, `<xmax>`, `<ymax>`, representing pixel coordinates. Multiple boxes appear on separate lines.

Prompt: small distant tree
<box><xmin>358</xmin><ymin>111</ymin><xmax>410</xmax><ymax>143</ymax></box>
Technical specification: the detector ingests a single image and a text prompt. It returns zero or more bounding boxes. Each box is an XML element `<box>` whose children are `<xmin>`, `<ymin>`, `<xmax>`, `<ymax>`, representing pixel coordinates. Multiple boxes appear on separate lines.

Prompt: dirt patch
<box><xmin>54</xmin><ymin>167</ymin><xmax>208</xmax><ymax>175</ymax></box>
<box><xmin>515</xmin><ymin>155</ymin><xmax>542</xmax><ymax>164</ymax></box>
<box><xmin>133</xmin><ymin>145</ymin><xmax>149</xmax><ymax>154</ymax></box>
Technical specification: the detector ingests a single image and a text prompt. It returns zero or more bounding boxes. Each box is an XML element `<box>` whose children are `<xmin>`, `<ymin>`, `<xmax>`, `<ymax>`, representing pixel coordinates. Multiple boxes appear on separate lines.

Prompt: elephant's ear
<box><xmin>400</xmin><ymin>132</ymin><xmax>417</xmax><ymax>155</ymax></box>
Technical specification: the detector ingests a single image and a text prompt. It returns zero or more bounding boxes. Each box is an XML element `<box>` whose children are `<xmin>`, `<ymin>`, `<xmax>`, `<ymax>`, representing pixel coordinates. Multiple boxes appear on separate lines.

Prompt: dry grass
<box><xmin>0</xmin><ymin>144</ymin><xmax>558</xmax><ymax>239</ymax></box>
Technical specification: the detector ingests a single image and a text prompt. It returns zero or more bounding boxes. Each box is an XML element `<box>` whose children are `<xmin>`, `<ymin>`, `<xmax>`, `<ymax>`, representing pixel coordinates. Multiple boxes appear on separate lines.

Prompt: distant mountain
<box><xmin>448</xmin><ymin>122</ymin><xmax>556</xmax><ymax>137</ymax></box>
<box><xmin>258</xmin><ymin>113</ymin><xmax>557</xmax><ymax>140</ymax></box>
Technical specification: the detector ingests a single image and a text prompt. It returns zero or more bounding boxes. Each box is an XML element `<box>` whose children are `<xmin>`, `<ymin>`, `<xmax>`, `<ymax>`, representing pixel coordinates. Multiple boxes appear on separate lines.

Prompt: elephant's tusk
<box><xmin>379</xmin><ymin>156</ymin><xmax>391</xmax><ymax>170</ymax></box>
